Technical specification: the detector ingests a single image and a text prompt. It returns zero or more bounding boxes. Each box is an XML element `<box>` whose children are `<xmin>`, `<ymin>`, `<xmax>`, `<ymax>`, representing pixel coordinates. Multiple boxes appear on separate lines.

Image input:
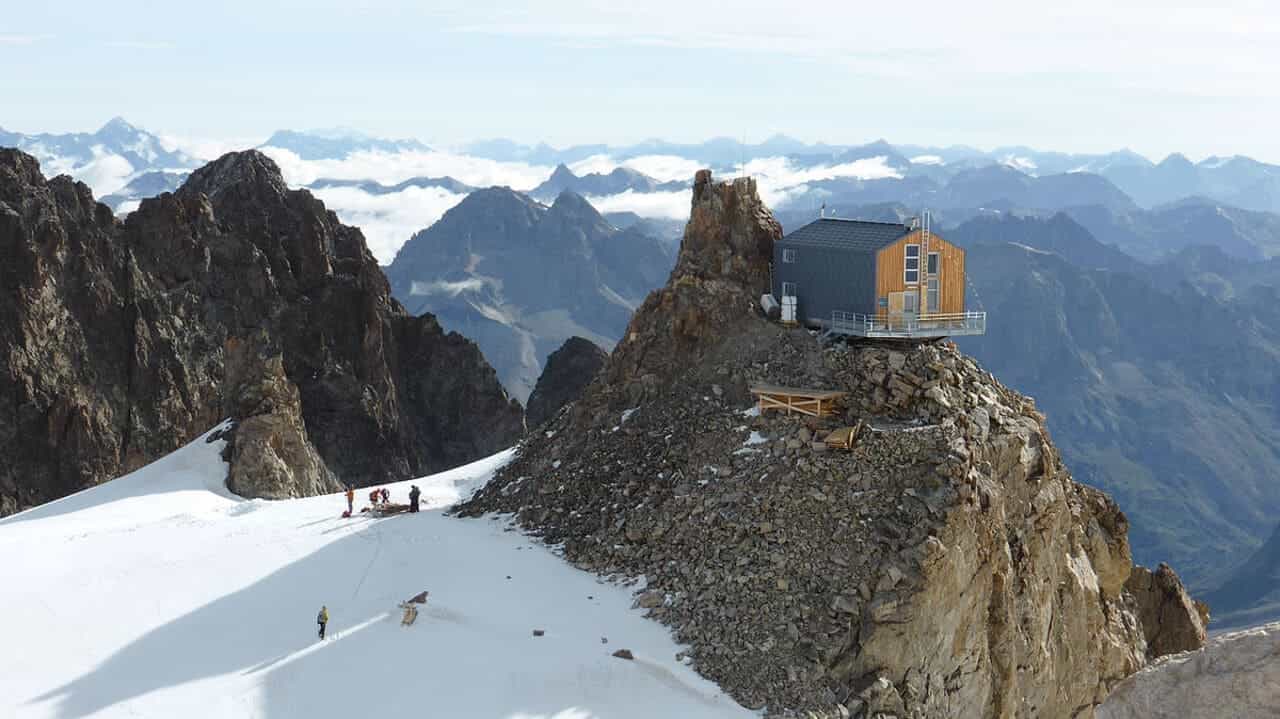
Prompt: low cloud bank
<box><xmin>39</xmin><ymin>146</ymin><xmax>136</xmax><ymax>197</ymax></box>
<box><xmin>262</xmin><ymin>146</ymin><xmax>553</xmax><ymax>191</ymax></box>
<box><xmin>309</xmin><ymin>185</ymin><xmax>468</xmax><ymax>263</ymax></box>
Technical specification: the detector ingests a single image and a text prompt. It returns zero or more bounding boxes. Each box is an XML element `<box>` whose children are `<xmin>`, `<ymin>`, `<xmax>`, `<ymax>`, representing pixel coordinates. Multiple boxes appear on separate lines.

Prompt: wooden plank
<box><xmin>749</xmin><ymin>384</ymin><xmax>846</xmax><ymax>400</ymax></box>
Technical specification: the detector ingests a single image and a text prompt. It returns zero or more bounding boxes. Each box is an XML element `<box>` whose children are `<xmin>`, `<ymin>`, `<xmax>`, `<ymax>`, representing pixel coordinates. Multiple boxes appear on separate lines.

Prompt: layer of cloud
<box><xmin>582</xmin><ymin>190</ymin><xmax>691</xmax><ymax>220</ymax></box>
<box><xmin>37</xmin><ymin>145</ymin><xmax>136</xmax><ymax>197</ymax></box>
<box><xmin>0</xmin><ymin>33</ymin><xmax>52</xmax><ymax>45</ymax></box>
<box><xmin>569</xmin><ymin>154</ymin><xmax>704</xmax><ymax>183</ymax></box>
<box><xmin>106</xmin><ymin>40</ymin><xmax>176</xmax><ymax>50</ymax></box>
<box><xmin>742</xmin><ymin>156</ymin><xmax>902</xmax><ymax>185</ymax></box>
<box><xmin>308</xmin><ymin>185</ymin><xmax>468</xmax><ymax>263</ymax></box>
<box><xmin>409</xmin><ymin>278</ymin><xmax>487</xmax><ymax>297</ymax></box>
<box><xmin>157</xmin><ymin>134</ymin><xmax>261</xmax><ymax>162</ymax></box>
<box><xmin>261</xmin><ymin>147</ymin><xmax>553</xmax><ymax>191</ymax></box>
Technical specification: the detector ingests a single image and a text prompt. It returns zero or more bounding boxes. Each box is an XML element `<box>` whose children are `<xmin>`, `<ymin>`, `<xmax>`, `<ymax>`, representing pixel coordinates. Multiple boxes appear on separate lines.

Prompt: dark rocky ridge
<box><xmin>0</xmin><ymin>148</ymin><xmax>523</xmax><ymax>515</ymax></box>
<box><xmin>525</xmin><ymin>336</ymin><xmax>608</xmax><ymax>428</ymax></box>
<box><xmin>459</xmin><ymin>171</ymin><xmax>1205</xmax><ymax>716</ymax></box>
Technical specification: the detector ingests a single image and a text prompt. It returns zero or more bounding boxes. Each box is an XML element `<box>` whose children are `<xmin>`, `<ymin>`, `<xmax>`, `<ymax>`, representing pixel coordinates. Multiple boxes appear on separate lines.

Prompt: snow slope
<box><xmin>0</xmin><ymin>427</ymin><xmax>750</xmax><ymax>719</ymax></box>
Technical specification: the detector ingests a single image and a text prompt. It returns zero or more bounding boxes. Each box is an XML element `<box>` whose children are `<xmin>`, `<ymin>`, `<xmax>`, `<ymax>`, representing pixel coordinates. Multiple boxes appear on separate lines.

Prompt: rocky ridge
<box><xmin>525</xmin><ymin>336</ymin><xmax>608</xmax><ymax>428</ymax></box>
<box><xmin>0</xmin><ymin>148</ymin><xmax>523</xmax><ymax>514</ymax></box>
<box><xmin>459</xmin><ymin>171</ymin><xmax>1204</xmax><ymax>716</ymax></box>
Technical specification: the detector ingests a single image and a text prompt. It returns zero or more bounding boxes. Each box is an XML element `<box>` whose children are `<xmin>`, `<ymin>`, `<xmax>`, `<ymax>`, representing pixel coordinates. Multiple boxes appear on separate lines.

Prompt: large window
<box><xmin>927</xmin><ymin>278</ymin><xmax>939</xmax><ymax>313</ymax></box>
<box><xmin>904</xmin><ymin>244</ymin><xmax>920</xmax><ymax>283</ymax></box>
<box><xmin>782</xmin><ymin>248</ymin><xmax>797</xmax><ymax>263</ymax></box>
<box><xmin>927</xmin><ymin>252</ymin><xmax>939</xmax><ymax>275</ymax></box>
<box><xmin>782</xmin><ymin>281</ymin><xmax>797</xmax><ymax>297</ymax></box>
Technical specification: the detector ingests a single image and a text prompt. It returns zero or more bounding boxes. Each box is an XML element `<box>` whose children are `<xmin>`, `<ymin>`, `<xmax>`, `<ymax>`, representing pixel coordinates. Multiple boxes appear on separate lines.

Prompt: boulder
<box><xmin>1124</xmin><ymin>563</ymin><xmax>1208</xmax><ymax>658</ymax></box>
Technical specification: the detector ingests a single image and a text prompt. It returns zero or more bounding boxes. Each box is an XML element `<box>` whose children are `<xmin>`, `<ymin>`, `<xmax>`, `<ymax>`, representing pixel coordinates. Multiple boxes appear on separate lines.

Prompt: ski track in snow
<box><xmin>0</xmin><ymin>428</ymin><xmax>750</xmax><ymax>719</ymax></box>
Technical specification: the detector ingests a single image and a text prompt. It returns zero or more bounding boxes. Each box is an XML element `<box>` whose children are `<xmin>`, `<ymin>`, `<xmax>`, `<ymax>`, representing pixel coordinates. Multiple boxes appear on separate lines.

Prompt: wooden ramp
<box><xmin>749</xmin><ymin>384</ymin><xmax>846</xmax><ymax>418</ymax></box>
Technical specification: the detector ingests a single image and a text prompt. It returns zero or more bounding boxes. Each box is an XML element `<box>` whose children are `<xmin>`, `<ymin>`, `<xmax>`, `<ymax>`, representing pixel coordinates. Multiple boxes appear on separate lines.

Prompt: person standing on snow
<box><xmin>409</xmin><ymin>485</ymin><xmax>421</xmax><ymax>513</ymax></box>
<box><xmin>345</xmin><ymin>485</ymin><xmax>354</xmax><ymax>515</ymax></box>
<box><xmin>317</xmin><ymin>605</ymin><xmax>329</xmax><ymax>639</ymax></box>
<box><xmin>380</xmin><ymin>488</ymin><xmax>389</xmax><ymax>504</ymax></box>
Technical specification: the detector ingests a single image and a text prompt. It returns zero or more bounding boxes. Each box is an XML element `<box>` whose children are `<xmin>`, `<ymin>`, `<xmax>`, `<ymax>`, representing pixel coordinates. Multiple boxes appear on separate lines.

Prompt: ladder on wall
<box><xmin>919</xmin><ymin>210</ymin><xmax>931</xmax><ymax>313</ymax></box>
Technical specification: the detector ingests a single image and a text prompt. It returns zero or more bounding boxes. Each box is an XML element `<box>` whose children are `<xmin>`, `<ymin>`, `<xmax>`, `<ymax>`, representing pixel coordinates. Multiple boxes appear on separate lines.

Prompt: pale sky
<box><xmin>4</xmin><ymin>0</ymin><xmax>1280</xmax><ymax>161</ymax></box>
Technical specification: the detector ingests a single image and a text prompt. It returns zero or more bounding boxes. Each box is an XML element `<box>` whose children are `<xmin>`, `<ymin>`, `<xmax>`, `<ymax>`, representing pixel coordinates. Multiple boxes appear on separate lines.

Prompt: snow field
<box><xmin>0</xmin><ymin>428</ymin><xmax>750</xmax><ymax>719</ymax></box>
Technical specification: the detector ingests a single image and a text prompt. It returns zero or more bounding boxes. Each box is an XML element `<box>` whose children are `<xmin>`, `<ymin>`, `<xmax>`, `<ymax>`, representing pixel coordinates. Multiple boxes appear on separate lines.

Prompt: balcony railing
<box><xmin>826</xmin><ymin>310</ymin><xmax>987</xmax><ymax>338</ymax></box>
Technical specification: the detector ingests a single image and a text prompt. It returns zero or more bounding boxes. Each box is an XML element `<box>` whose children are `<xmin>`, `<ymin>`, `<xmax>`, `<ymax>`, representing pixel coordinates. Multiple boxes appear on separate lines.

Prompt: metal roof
<box><xmin>779</xmin><ymin>218</ymin><xmax>912</xmax><ymax>253</ymax></box>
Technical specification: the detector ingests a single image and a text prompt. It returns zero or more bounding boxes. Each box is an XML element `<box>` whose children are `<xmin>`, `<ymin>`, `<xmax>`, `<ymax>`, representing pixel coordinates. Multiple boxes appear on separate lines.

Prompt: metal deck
<box><xmin>822</xmin><ymin>310</ymin><xmax>987</xmax><ymax>340</ymax></box>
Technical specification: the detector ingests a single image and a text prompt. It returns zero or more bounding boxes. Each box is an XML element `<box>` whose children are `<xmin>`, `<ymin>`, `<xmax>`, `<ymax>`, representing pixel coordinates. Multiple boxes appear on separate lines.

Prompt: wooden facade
<box><xmin>874</xmin><ymin>230</ymin><xmax>965</xmax><ymax>316</ymax></box>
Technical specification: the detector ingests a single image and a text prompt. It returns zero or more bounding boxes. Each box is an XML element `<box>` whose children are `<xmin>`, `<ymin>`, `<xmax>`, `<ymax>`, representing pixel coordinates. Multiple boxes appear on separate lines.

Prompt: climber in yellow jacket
<box><xmin>317</xmin><ymin>605</ymin><xmax>329</xmax><ymax>640</ymax></box>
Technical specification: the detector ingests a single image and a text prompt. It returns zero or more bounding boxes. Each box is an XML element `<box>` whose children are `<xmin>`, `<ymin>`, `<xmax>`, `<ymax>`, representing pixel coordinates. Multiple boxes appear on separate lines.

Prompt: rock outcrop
<box><xmin>1124</xmin><ymin>563</ymin><xmax>1209</xmax><ymax>657</ymax></box>
<box><xmin>0</xmin><ymin>148</ymin><xmax>523</xmax><ymax>514</ymax></box>
<box><xmin>525</xmin><ymin>337</ymin><xmax>608</xmax><ymax>428</ymax></box>
<box><xmin>459</xmin><ymin>171</ymin><xmax>1204</xmax><ymax>716</ymax></box>
<box><xmin>1097</xmin><ymin>621</ymin><xmax>1280</xmax><ymax>719</ymax></box>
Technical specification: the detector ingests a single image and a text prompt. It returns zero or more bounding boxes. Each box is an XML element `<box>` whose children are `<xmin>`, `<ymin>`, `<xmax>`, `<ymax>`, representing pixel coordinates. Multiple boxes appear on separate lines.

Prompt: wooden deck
<box><xmin>749</xmin><ymin>384</ymin><xmax>846</xmax><ymax>417</ymax></box>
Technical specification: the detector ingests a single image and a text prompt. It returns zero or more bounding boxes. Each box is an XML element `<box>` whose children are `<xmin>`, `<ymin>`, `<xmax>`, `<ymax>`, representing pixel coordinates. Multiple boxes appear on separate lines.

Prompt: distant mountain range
<box><xmin>530</xmin><ymin>164</ymin><xmax>687</xmax><ymax>202</ymax></box>
<box><xmin>0</xmin><ymin>117</ymin><xmax>195</xmax><ymax>176</ymax></box>
<box><xmin>258</xmin><ymin>128</ymin><xmax>430</xmax><ymax>160</ymax></box>
<box><xmin>384</xmin><ymin>188</ymin><xmax>675</xmax><ymax>401</ymax></box>
<box><xmin>307</xmin><ymin>176</ymin><xmax>477</xmax><ymax>195</ymax></box>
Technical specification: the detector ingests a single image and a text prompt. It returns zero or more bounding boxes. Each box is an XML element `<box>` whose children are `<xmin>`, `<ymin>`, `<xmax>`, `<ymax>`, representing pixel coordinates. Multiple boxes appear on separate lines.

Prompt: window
<box><xmin>782</xmin><ymin>248</ymin><xmax>797</xmax><ymax>263</ymax></box>
<box><xmin>904</xmin><ymin>244</ymin><xmax>920</xmax><ymax>283</ymax></box>
<box><xmin>903</xmin><ymin>291</ymin><xmax>919</xmax><ymax>313</ymax></box>
<box><xmin>782</xmin><ymin>281</ymin><xmax>797</xmax><ymax>297</ymax></box>
<box><xmin>927</xmin><ymin>252</ymin><xmax>939</xmax><ymax>275</ymax></box>
<box><xmin>927</xmin><ymin>278</ymin><xmax>939</xmax><ymax>313</ymax></box>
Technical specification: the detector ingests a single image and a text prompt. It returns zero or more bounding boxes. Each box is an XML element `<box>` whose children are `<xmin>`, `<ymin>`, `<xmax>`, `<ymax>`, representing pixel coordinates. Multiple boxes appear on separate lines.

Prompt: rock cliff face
<box><xmin>525</xmin><ymin>337</ymin><xmax>608</xmax><ymax>428</ymax></box>
<box><xmin>0</xmin><ymin>148</ymin><xmax>523</xmax><ymax>514</ymax></box>
<box><xmin>459</xmin><ymin>171</ymin><xmax>1204</xmax><ymax>716</ymax></box>
<box><xmin>1097</xmin><ymin>621</ymin><xmax>1280</xmax><ymax>719</ymax></box>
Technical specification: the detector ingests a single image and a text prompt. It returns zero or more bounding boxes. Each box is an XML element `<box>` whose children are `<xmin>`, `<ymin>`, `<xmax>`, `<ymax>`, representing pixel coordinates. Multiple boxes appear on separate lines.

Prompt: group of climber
<box><xmin>341</xmin><ymin>483</ymin><xmax>421</xmax><ymax>517</ymax></box>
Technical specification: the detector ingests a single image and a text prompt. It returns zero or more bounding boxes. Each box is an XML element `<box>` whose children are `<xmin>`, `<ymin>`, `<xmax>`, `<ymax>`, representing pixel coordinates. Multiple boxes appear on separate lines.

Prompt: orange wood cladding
<box><xmin>874</xmin><ymin>230</ymin><xmax>965</xmax><ymax>314</ymax></box>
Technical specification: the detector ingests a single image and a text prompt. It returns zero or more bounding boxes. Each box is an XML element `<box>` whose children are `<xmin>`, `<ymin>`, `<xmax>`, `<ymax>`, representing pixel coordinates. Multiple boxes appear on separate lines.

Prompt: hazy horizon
<box><xmin>0</xmin><ymin>114</ymin><xmax>1262</xmax><ymax>168</ymax></box>
<box><xmin>6</xmin><ymin>1</ymin><xmax>1280</xmax><ymax>163</ymax></box>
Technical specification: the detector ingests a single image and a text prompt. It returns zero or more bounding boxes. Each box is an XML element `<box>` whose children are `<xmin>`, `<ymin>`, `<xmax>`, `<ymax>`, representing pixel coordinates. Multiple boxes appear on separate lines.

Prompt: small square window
<box><xmin>905</xmin><ymin>269</ymin><xmax>919</xmax><ymax>283</ymax></box>
<box><xmin>782</xmin><ymin>248</ymin><xmax>797</xmax><ymax>263</ymax></box>
<box><xmin>905</xmin><ymin>244</ymin><xmax>920</xmax><ymax>258</ymax></box>
<box><xmin>782</xmin><ymin>281</ymin><xmax>797</xmax><ymax>297</ymax></box>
